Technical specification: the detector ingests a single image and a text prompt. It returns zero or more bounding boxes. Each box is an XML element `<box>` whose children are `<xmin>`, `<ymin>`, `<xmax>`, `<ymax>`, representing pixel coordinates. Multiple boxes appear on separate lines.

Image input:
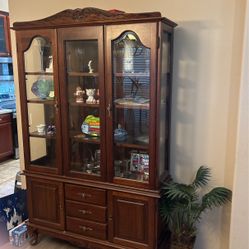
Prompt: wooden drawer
<box><xmin>65</xmin><ymin>184</ymin><xmax>106</xmax><ymax>206</ymax></box>
<box><xmin>66</xmin><ymin>200</ymin><xmax>106</xmax><ymax>223</ymax></box>
<box><xmin>66</xmin><ymin>216</ymin><xmax>107</xmax><ymax>240</ymax></box>
<box><xmin>0</xmin><ymin>113</ymin><xmax>11</xmax><ymax>124</ymax></box>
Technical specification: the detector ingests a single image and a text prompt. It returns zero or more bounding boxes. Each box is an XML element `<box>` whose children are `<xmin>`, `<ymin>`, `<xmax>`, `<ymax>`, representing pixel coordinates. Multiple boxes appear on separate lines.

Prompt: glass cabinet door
<box><xmin>106</xmin><ymin>24</ymin><xmax>157</xmax><ymax>187</ymax></box>
<box><xmin>58</xmin><ymin>27</ymin><xmax>105</xmax><ymax>179</ymax></box>
<box><xmin>20</xmin><ymin>31</ymin><xmax>61</xmax><ymax>173</ymax></box>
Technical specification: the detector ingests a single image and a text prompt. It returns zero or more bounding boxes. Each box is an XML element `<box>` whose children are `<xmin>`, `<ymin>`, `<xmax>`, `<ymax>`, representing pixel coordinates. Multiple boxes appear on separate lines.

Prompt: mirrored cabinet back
<box><xmin>13</xmin><ymin>7</ymin><xmax>177</xmax><ymax>249</ymax></box>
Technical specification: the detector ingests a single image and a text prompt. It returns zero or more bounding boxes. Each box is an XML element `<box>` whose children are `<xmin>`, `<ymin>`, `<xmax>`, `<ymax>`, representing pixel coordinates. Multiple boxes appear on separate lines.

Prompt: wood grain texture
<box><xmin>12</xmin><ymin>7</ymin><xmax>177</xmax><ymax>30</ymax></box>
<box><xmin>14</xmin><ymin>9</ymin><xmax>177</xmax><ymax>248</ymax></box>
<box><xmin>0</xmin><ymin>114</ymin><xmax>13</xmax><ymax>161</ymax></box>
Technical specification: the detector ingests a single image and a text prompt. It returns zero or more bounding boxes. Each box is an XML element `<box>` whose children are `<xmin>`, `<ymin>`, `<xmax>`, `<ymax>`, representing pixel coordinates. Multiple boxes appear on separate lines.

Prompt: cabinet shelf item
<box><xmin>14</xmin><ymin>7</ymin><xmax>176</xmax><ymax>249</ymax></box>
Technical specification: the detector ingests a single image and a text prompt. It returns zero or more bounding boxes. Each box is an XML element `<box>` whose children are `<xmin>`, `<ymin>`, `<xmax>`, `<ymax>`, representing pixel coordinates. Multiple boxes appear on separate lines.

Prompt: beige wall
<box><xmin>8</xmin><ymin>0</ymin><xmax>246</xmax><ymax>248</ymax></box>
<box><xmin>0</xmin><ymin>0</ymin><xmax>8</xmax><ymax>12</ymax></box>
<box><xmin>230</xmin><ymin>1</ymin><xmax>249</xmax><ymax>248</ymax></box>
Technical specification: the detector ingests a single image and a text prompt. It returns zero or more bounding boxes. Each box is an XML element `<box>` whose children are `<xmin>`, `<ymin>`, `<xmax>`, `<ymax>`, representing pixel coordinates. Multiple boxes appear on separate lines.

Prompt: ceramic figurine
<box><xmin>74</xmin><ymin>86</ymin><xmax>85</xmax><ymax>103</ymax></box>
<box><xmin>88</xmin><ymin>60</ymin><xmax>94</xmax><ymax>73</ymax></box>
<box><xmin>86</xmin><ymin>89</ymin><xmax>96</xmax><ymax>104</ymax></box>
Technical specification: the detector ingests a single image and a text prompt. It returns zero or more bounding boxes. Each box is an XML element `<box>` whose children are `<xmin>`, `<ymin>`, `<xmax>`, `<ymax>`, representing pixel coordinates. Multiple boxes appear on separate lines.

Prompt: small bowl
<box><xmin>36</xmin><ymin>124</ymin><xmax>46</xmax><ymax>134</ymax></box>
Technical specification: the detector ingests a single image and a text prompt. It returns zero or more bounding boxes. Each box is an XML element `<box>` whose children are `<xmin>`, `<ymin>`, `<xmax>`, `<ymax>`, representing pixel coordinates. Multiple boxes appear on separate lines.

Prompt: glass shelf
<box><xmin>70</xmin><ymin>162</ymin><xmax>101</xmax><ymax>176</ymax></box>
<box><xmin>115</xmin><ymin>103</ymin><xmax>149</xmax><ymax>110</ymax></box>
<box><xmin>27</xmin><ymin>98</ymin><xmax>55</xmax><ymax>104</ymax></box>
<box><xmin>69</xmin><ymin>102</ymin><xmax>99</xmax><ymax>108</ymax></box>
<box><xmin>25</xmin><ymin>72</ymin><xmax>53</xmax><ymax>75</ymax></box>
<box><xmin>29</xmin><ymin>131</ymin><xmax>56</xmax><ymax>139</ymax></box>
<box><xmin>70</xmin><ymin>132</ymin><xmax>100</xmax><ymax>144</ymax></box>
<box><xmin>114</xmin><ymin>136</ymin><xmax>149</xmax><ymax>150</ymax></box>
<box><xmin>67</xmin><ymin>72</ymin><xmax>99</xmax><ymax>77</ymax></box>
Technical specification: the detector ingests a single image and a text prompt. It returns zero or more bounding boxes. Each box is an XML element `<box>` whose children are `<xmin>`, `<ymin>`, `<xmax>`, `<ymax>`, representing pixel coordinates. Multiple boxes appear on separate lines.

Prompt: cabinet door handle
<box><xmin>54</xmin><ymin>99</ymin><xmax>59</xmax><ymax>113</ymax></box>
<box><xmin>79</xmin><ymin>209</ymin><xmax>92</xmax><ymax>215</ymax></box>
<box><xmin>0</xmin><ymin>118</ymin><xmax>2</xmax><ymax>121</ymax></box>
<box><xmin>77</xmin><ymin>192</ymin><xmax>92</xmax><ymax>198</ymax></box>
<box><xmin>79</xmin><ymin>225</ymin><xmax>93</xmax><ymax>232</ymax></box>
<box><xmin>107</xmin><ymin>103</ymin><xmax>112</xmax><ymax>117</ymax></box>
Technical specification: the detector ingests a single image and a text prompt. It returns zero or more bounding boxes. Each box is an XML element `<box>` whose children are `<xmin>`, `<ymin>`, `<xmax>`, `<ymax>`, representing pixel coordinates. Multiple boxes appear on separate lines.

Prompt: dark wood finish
<box><xmin>27</xmin><ymin>177</ymin><xmax>64</xmax><ymax>230</ymax></box>
<box><xmin>108</xmin><ymin>191</ymin><xmax>156</xmax><ymax>249</ymax></box>
<box><xmin>65</xmin><ymin>184</ymin><xmax>106</xmax><ymax>206</ymax></box>
<box><xmin>66</xmin><ymin>217</ymin><xmax>107</xmax><ymax>240</ymax></box>
<box><xmin>0</xmin><ymin>113</ymin><xmax>11</xmax><ymax>123</ymax></box>
<box><xmin>0</xmin><ymin>113</ymin><xmax>13</xmax><ymax>161</ymax></box>
<box><xmin>13</xmin><ymin>8</ymin><xmax>176</xmax><ymax>30</ymax></box>
<box><xmin>0</xmin><ymin>11</ymin><xmax>11</xmax><ymax>56</ymax></box>
<box><xmin>27</xmin><ymin>226</ymin><xmax>39</xmax><ymax>245</ymax></box>
<box><xmin>66</xmin><ymin>200</ymin><xmax>107</xmax><ymax>223</ymax></box>
<box><xmin>58</xmin><ymin>25</ymin><xmax>106</xmax><ymax>181</ymax></box>
<box><xmin>105</xmin><ymin>23</ymin><xmax>158</xmax><ymax>189</ymax></box>
<box><xmin>16</xmin><ymin>29</ymin><xmax>62</xmax><ymax>175</ymax></box>
<box><xmin>14</xmin><ymin>8</ymin><xmax>176</xmax><ymax>249</ymax></box>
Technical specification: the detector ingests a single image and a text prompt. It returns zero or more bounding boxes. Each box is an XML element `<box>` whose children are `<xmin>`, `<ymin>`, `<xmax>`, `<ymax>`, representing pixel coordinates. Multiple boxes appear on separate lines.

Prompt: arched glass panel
<box><xmin>112</xmin><ymin>31</ymin><xmax>150</xmax><ymax>183</ymax></box>
<box><xmin>24</xmin><ymin>36</ymin><xmax>56</xmax><ymax>168</ymax></box>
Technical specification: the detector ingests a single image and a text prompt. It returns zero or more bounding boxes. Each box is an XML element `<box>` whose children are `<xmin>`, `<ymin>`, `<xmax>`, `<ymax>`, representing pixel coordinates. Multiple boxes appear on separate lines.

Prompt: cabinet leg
<box><xmin>28</xmin><ymin>226</ymin><xmax>39</xmax><ymax>245</ymax></box>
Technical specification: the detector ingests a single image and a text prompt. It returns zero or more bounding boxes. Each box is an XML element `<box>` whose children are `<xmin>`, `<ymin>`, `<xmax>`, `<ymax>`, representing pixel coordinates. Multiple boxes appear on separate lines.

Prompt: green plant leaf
<box><xmin>162</xmin><ymin>183</ymin><xmax>196</xmax><ymax>202</ymax></box>
<box><xmin>201</xmin><ymin>187</ymin><xmax>232</xmax><ymax>210</ymax></box>
<box><xmin>160</xmin><ymin>166</ymin><xmax>232</xmax><ymax>241</ymax></box>
<box><xmin>191</xmin><ymin>166</ymin><xmax>211</xmax><ymax>188</ymax></box>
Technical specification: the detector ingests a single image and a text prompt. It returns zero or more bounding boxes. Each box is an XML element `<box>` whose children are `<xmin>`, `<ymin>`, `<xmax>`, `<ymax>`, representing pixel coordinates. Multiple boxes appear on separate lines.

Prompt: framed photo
<box><xmin>130</xmin><ymin>152</ymin><xmax>149</xmax><ymax>172</ymax></box>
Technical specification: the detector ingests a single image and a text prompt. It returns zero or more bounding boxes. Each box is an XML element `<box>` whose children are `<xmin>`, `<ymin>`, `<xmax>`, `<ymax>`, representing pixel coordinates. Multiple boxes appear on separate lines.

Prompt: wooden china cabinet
<box><xmin>13</xmin><ymin>8</ymin><xmax>177</xmax><ymax>249</ymax></box>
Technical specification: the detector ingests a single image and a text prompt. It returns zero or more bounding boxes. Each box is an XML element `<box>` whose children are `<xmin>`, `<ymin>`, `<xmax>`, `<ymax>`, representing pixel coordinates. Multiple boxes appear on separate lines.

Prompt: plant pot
<box><xmin>170</xmin><ymin>236</ymin><xmax>196</xmax><ymax>249</ymax></box>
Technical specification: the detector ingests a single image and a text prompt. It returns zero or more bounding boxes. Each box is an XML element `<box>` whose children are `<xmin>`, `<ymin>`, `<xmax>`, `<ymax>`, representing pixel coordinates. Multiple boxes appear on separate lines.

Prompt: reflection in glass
<box><xmin>28</xmin><ymin>103</ymin><xmax>56</xmax><ymax>136</ymax></box>
<box><xmin>65</xmin><ymin>40</ymin><xmax>101</xmax><ymax>176</ymax></box>
<box><xmin>24</xmin><ymin>36</ymin><xmax>57</xmax><ymax>169</ymax></box>
<box><xmin>26</xmin><ymin>74</ymin><xmax>54</xmax><ymax>101</ymax></box>
<box><xmin>112</xmin><ymin>31</ymin><xmax>150</xmax><ymax>182</ymax></box>
<box><xmin>24</xmin><ymin>37</ymin><xmax>53</xmax><ymax>73</ymax></box>
<box><xmin>0</xmin><ymin>18</ymin><xmax>6</xmax><ymax>53</ymax></box>
<box><xmin>29</xmin><ymin>137</ymin><xmax>56</xmax><ymax>168</ymax></box>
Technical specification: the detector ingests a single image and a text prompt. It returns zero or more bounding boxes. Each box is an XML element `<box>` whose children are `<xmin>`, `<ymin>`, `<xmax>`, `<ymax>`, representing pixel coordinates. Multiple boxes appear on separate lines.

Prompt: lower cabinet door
<box><xmin>108</xmin><ymin>191</ymin><xmax>156</xmax><ymax>249</ymax></box>
<box><xmin>0</xmin><ymin>120</ymin><xmax>13</xmax><ymax>160</ymax></box>
<box><xmin>27</xmin><ymin>177</ymin><xmax>64</xmax><ymax>230</ymax></box>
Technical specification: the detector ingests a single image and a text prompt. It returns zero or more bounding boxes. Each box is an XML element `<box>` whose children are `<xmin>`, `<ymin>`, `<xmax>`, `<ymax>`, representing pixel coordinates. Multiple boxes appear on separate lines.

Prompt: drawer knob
<box><xmin>77</xmin><ymin>192</ymin><xmax>92</xmax><ymax>199</ymax></box>
<box><xmin>79</xmin><ymin>209</ymin><xmax>92</xmax><ymax>215</ymax></box>
<box><xmin>79</xmin><ymin>225</ymin><xmax>93</xmax><ymax>232</ymax></box>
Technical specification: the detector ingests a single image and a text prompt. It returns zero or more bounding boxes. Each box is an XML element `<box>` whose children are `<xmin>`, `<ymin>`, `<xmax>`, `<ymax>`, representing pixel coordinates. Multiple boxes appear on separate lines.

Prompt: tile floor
<box><xmin>0</xmin><ymin>159</ymin><xmax>20</xmax><ymax>198</ymax></box>
<box><xmin>0</xmin><ymin>160</ymin><xmax>79</xmax><ymax>248</ymax></box>
<box><xmin>1</xmin><ymin>236</ymin><xmax>78</xmax><ymax>249</ymax></box>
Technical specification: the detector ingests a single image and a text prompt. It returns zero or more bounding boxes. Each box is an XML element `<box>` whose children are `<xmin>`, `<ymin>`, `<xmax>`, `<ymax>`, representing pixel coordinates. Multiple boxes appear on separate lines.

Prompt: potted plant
<box><xmin>160</xmin><ymin>166</ymin><xmax>232</xmax><ymax>249</ymax></box>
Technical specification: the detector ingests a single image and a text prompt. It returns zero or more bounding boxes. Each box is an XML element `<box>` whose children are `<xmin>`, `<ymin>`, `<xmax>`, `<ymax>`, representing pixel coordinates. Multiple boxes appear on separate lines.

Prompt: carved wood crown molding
<box><xmin>13</xmin><ymin>7</ymin><xmax>176</xmax><ymax>30</ymax></box>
